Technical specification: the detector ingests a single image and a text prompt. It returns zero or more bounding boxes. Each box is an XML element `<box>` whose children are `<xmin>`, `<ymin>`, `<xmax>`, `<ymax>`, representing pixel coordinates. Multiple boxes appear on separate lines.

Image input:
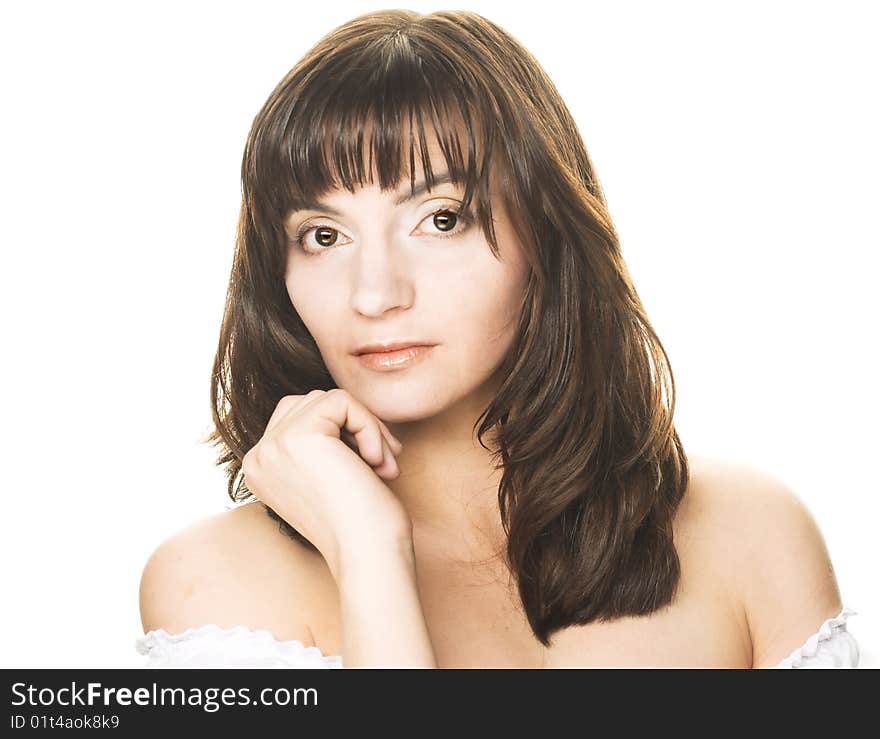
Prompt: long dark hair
<box><xmin>204</xmin><ymin>9</ymin><xmax>689</xmax><ymax>646</ymax></box>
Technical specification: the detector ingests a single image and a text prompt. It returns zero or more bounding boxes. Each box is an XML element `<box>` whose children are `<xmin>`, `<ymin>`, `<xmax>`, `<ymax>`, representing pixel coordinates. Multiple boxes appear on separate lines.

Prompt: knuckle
<box><xmin>274</xmin><ymin>396</ymin><xmax>294</xmax><ymax>413</ymax></box>
<box><xmin>277</xmin><ymin>434</ymin><xmax>299</xmax><ymax>457</ymax></box>
<box><xmin>296</xmin><ymin>389</ymin><xmax>326</xmax><ymax>407</ymax></box>
<box><xmin>269</xmin><ymin>427</ymin><xmax>303</xmax><ymax>457</ymax></box>
<box><xmin>241</xmin><ymin>447</ymin><xmax>257</xmax><ymax>474</ymax></box>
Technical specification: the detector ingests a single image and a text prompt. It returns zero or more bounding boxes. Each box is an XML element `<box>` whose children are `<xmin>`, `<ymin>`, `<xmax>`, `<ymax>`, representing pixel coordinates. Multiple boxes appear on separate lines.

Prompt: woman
<box><xmin>136</xmin><ymin>9</ymin><xmax>858</xmax><ymax>668</ymax></box>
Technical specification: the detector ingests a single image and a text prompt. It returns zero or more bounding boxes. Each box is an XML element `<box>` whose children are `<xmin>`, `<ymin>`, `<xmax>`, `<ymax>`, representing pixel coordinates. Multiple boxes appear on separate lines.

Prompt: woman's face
<box><xmin>283</xmin><ymin>133</ymin><xmax>529</xmax><ymax>425</ymax></box>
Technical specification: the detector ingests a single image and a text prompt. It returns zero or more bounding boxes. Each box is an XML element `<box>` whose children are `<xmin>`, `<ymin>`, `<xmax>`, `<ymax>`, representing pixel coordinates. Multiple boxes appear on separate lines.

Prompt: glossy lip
<box><xmin>353</xmin><ymin>340</ymin><xmax>437</xmax><ymax>356</ymax></box>
<box><xmin>354</xmin><ymin>344</ymin><xmax>436</xmax><ymax>372</ymax></box>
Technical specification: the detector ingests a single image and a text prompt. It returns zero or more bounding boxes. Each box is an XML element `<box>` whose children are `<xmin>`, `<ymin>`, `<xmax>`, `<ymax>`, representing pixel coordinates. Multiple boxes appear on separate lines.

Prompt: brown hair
<box><xmin>205</xmin><ymin>9</ymin><xmax>689</xmax><ymax>646</ymax></box>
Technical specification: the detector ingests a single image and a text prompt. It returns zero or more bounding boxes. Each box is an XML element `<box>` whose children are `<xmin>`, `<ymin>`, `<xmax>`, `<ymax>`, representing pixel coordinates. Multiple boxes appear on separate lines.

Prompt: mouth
<box><xmin>353</xmin><ymin>344</ymin><xmax>437</xmax><ymax>371</ymax></box>
<box><xmin>353</xmin><ymin>341</ymin><xmax>437</xmax><ymax>355</ymax></box>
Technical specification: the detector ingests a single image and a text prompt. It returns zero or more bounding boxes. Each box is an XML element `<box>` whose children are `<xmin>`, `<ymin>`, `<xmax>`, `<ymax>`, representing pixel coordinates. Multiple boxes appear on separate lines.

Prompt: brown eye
<box><xmin>315</xmin><ymin>227</ymin><xmax>339</xmax><ymax>247</ymax></box>
<box><xmin>432</xmin><ymin>210</ymin><xmax>458</xmax><ymax>232</ymax></box>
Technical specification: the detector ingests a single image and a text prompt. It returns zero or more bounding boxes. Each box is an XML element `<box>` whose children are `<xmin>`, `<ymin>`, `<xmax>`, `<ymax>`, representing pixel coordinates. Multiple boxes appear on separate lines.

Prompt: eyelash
<box><xmin>292</xmin><ymin>206</ymin><xmax>473</xmax><ymax>255</ymax></box>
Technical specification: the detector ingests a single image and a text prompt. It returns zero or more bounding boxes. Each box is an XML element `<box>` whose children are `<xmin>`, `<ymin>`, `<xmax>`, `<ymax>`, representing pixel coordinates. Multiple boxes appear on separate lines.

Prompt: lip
<box><xmin>354</xmin><ymin>344</ymin><xmax>437</xmax><ymax>372</ymax></box>
<box><xmin>353</xmin><ymin>341</ymin><xmax>437</xmax><ymax>355</ymax></box>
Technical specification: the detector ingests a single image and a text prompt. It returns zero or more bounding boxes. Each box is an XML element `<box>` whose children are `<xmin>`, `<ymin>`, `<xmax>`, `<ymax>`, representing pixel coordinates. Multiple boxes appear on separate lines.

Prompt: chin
<box><xmin>330</xmin><ymin>376</ymin><xmax>452</xmax><ymax>425</ymax></box>
<box><xmin>330</xmin><ymin>359</ymin><xmax>493</xmax><ymax>425</ymax></box>
<box><xmin>358</xmin><ymin>393</ymin><xmax>450</xmax><ymax>425</ymax></box>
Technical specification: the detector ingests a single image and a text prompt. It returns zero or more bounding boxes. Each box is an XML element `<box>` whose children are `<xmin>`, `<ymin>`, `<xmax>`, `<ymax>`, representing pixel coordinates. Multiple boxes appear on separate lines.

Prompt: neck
<box><xmin>383</xmin><ymin>392</ymin><xmax>508</xmax><ymax>564</ymax></box>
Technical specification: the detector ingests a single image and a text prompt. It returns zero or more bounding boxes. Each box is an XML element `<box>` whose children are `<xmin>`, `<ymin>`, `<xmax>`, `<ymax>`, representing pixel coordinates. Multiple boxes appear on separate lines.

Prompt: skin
<box><xmin>283</xmin><ymin>125</ymin><xmax>528</xmax><ymax>562</ymax></box>
<box><xmin>139</xmin><ymin>453</ymin><xmax>845</xmax><ymax>667</ymax></box>
<box><xmin>139</xmin><ymin>126</ymin><xmax>847</xmax><ymax>669</ymax></box>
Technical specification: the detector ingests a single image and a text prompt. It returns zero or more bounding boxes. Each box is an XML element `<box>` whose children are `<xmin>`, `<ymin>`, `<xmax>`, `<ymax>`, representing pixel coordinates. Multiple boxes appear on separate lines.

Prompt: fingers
<box><xmin>351</xmin><ymin>417</ymin><xmax>385</xmax><ymax>467</ymax></box>
<box><xmin>322</xmin><ymin>390</ymin><xmax>402</xmax><ymax>475</ymax></box>
<box><xmin>265</xmin><ymin>390</ymin><xmax>324</xmax><ymax>433</ymax></box>
<box><xmin>266</xmin><ymin>389</ymin><xmax>403</xmax><ymax>478</ymax></box>
<box><xmin>376</xmin><ymin>418</ymin><xmax>404</xmax><ymax>454</ymax></box>
<box><xmin>341</xmin><ymin>426</ymin><xmax>399</xmax><ymax>478</ymax></box>
<box><xmin>374</xmin><ymin>435</ymin><xmax>400</xmax><ymax>479</ymax></box>
<box><xmin>339</xmin><ymin>428</ymin><xmax>358</xmax><ymax>451</ymax></box>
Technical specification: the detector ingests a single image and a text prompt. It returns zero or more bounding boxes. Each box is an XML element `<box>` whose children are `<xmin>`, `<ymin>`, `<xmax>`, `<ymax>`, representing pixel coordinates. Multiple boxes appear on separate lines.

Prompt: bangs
<box><xmin>250</xmin><ymin>39</ymin><xmax>504</xmax><ymax>255</ymax></box>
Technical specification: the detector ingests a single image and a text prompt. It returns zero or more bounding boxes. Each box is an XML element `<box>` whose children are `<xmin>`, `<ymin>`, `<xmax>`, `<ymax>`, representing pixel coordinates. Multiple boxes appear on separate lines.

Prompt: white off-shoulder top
<box><xmin>135</xmin><ymin>606</ymin><xmax>859</xmax><ymax>668</ymax></box>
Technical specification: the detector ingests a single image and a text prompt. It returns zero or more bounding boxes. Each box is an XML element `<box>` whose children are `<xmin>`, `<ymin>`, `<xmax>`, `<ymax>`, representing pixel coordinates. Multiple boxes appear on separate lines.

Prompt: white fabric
<box><xmin>769</xmin><ymin>606</ymin><xmax>859</xmax><ymax>669</ymax></box>
<box><xmin>135</xmin><ymin>625</ymin><xmax>343</xmax><ymax>669</ymax></box>
<box><xmin>135</xmin><ymin>605</ymin><xmax>860</xmax><ymax>669</ymax></box>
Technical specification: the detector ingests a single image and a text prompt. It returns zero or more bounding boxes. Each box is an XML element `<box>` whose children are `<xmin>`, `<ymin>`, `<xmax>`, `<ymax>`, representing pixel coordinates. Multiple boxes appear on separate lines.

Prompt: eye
<box><xmin>292</xmin><ymin>224</ymin><xmax>353</xmax><ymax>253</ymax></box>
<box><xmin>415</xmin><ymin>206</ymin><xmax>472</xmax><ymax>239</ymax></box>
<box><xmin>312</xmin><ymin>227</ymin><xmax>342</xmax><ymax>248</ymax></box>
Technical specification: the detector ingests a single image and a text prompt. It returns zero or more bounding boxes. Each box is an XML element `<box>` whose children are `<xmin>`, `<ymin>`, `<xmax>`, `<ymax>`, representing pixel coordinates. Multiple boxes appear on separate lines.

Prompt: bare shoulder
<box><xmin>682</xmin><ymin>454</ymin><xmax>844</xmax><ymax>668</ymax></box>
<box><xmin>138</xmin><ymin>501</ymin><xmax>338</xmax><ymax>647</ymax></box>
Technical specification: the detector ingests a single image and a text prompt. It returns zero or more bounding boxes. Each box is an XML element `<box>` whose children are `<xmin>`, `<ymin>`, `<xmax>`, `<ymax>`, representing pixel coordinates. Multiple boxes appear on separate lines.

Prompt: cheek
<box><xmin>443</xmin><ymin>267</ymin><xmax>524</xmax><ymax>352</ymax></box>
<box><xmin>287</xmin><ymin>276</ymin><xmax>334</xmax><ymax>341</ymax></box>
<box><xmin>483</xmin><ymin>283</ymin><xmax>522</xmax><ymax>346</ymax></box>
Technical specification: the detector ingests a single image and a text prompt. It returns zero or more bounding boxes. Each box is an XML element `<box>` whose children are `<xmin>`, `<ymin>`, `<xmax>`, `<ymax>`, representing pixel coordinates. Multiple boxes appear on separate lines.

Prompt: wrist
<box><xmin>333</xmin><ymin>535</ymin><xmax>416</xmax><ymax>586</ymax></box>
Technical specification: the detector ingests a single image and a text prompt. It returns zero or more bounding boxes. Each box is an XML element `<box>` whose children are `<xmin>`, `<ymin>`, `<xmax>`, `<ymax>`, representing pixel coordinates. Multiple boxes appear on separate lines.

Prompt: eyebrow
<box><xmin>290</xmin><ymin>172</ymin><xmax>458</xmax><ymax>217</ymax></box>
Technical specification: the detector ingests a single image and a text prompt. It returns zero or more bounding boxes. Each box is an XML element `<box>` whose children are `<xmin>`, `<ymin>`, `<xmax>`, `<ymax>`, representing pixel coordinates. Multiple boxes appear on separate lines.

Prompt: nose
<box><xmin>349</xmin><ymin>237</ymin><xmax>414</xmax><ymax>318</ymax></box>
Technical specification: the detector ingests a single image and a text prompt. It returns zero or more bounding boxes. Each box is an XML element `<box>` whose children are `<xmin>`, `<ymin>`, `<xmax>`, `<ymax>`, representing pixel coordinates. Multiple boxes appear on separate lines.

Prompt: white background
<box><xmin>1</xmin><ymin>0</ymin><xmax>876</xmax><ymax>668</ymax></box>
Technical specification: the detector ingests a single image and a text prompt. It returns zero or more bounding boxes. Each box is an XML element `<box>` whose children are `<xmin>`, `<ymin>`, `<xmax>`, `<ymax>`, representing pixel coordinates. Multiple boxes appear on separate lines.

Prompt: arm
<box><xmin>734</xmin><ymin>473</ymin><xmax>845</xmax><ymax>668</ymax></box>
<box><xmin>333</xmin><ymin>537</ymin><xmax>438</xmax><ymax>668</ymax></box>
<box><xmin>239</xmin><ymin>389</ymin><xmax>434</xmax><ymax>666</ymax></box>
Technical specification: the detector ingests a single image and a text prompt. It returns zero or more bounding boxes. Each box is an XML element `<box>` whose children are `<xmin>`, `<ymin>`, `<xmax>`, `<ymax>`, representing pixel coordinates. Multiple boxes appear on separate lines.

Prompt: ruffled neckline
<box><xmin>137</xmin><ymin>605</ymin><xmax>858</xmax><ymax>668</ymax></box>
<box><xmin>136</xmin><ymin>623</ymin><xmax>342</xmax><ymax>662</ymax></box>
<box><xmin>773</xmin><ymin>605</ymin><xmax>858</xmax><ymax>668</ymax></box>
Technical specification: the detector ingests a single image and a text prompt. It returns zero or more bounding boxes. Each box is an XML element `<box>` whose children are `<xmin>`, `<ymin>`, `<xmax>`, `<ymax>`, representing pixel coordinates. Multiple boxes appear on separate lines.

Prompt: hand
<box><xmin>241</xmin><ymin>389</ymin><xmax>411</xmax><ymax>578</ymax></box>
